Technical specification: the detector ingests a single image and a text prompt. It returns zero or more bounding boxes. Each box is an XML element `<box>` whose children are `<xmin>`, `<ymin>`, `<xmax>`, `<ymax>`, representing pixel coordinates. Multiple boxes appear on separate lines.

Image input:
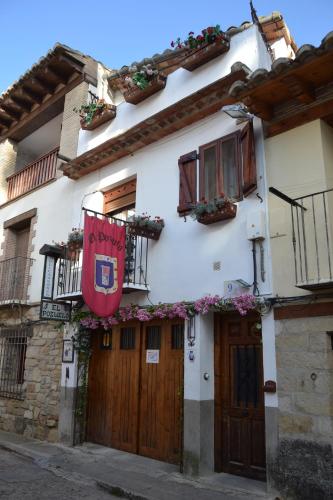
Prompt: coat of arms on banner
<box><xmin>94</xmin><ymin>254</ymin><xmax>118</xmax><ymax>294</ymax></box>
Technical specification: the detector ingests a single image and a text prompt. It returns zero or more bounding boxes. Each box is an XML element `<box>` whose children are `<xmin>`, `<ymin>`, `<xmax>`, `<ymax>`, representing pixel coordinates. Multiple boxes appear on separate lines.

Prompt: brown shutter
<box><xmin>241</xmin><ymin>121</ymin><xmax>257</xmax><ymax>197</ymax></box>
<box><xmin>103</xmin><ymin>179</ymin><xmax>136</xmax><ymax>214</ymax></box>
<box><xmin>177</xmin><ymin>151</ymin><xmax>197</xmax><ymax>215</ymax></box>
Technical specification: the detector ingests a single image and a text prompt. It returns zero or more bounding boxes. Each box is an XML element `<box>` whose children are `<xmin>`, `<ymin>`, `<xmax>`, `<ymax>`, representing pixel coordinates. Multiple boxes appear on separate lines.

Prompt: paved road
<box><xmin>0</xmin><ymin>447</ymin><xmax>118</xmax><ymax>500</ymax></box>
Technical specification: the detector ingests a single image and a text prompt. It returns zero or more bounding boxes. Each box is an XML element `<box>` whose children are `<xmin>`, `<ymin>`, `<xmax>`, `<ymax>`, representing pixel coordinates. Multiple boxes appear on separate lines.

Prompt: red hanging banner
<box><xmin>81</xmin><ymin>213</ymin><xmax>126</xmax><ymax>317</ymax></box>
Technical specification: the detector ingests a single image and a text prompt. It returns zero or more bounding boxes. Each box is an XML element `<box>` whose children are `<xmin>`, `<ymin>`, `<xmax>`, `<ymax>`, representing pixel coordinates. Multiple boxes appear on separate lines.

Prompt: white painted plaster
<box><xmin>18</xmin><ymin>113</ymin><xmax>63</xmax><ymax>158</ymax></box>
<box><xmin>261</xmin><ymin>310</ymin><xmax>278</xmax><ymax>407</ymax></box>
<box><xmin>60</xmin><ymin>323</ymin><xmax>78</xmax><ymax>388</ymax></box>
<box><xmin>184</xmin><ymin>314</ymin><xmax>214</xmax><ymax>401</ymax></box>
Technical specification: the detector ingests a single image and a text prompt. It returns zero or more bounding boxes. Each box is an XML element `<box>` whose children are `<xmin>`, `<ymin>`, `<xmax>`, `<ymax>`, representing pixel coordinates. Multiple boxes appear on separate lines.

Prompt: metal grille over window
<box><xmin>120</xmin><ymin>327</ymin><xmax>136</xmax><ymax>350</ymax></box>
<box><xmin>146</xmin><ymin>326</ymin><xmax>161</xmax><ymax>350</ymax></box>
<box><xmin>0</xmin><ymin>326</ymin><xmax>31</xmax><ymax>399</ymax></box>
<box><xmin>171</xmin><ymin>324</ymin><xmax>184</xmax><ymax>349</ymax></box>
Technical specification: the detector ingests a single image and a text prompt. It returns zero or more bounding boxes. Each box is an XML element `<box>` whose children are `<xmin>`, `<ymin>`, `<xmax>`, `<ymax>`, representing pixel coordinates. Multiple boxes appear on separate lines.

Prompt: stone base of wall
<box><xmin>270</xmin><ymin>439</ymin><xmax>333</xmax><ymax>500</ymax></box>
<box><xmin>272</xmin><ymin>314</ymin><xmax>333</xmax><ymax>499</ymax></box>
<box><xmin>0</xmin><ymin>306</ymin><xmax>62</xmax><ymax>442</ymax></box>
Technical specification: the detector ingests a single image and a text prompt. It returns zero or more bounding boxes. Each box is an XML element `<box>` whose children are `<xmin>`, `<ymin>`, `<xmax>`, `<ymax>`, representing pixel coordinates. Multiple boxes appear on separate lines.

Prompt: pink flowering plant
<box><xmin>171</xmin><ymin>25</ymin><xmax>228</xmax><ymax>50</ymax></box>
<box><xmin>73</xmin><ymin>294</ymin><xmax>261</xmax><ymax>331</ymax></box>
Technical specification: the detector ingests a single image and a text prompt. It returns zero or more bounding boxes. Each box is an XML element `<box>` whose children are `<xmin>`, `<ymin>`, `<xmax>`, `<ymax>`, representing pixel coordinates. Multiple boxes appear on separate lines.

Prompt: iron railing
<box><xmin>7</xmin><ymin>147</ymin><xmax>59</xmax><ymax>201</ymax></box>
<box><xmin>291</xmin><ymin>188</ymin><xmax>333</xmax><ymax>288</ymax></box>
<box><xmin>0</xmin><ymin>326</ymin><xmax>32</xmax><ymax>400</ymax></box>
<box><xmin>56</xmin><ymin>231</ymin><xmax>149</xmax><ymax>299</ymax></box>
<box><xmin>0</xmin><ymin>257</ymin><xmax>34</xmax><ymax>303</ymax></box>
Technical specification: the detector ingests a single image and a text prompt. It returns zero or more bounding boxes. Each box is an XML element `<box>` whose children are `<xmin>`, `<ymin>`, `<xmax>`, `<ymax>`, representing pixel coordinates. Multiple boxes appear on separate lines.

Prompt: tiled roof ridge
<box><xmin>108</xmin><ymin>11</ymin><xmax>290</xmax><ymax>82</ymax></box>
<box><xmin>229</xmin><ymin>31</ymin><xmax>333</xmax><ymax>97</ymax></box>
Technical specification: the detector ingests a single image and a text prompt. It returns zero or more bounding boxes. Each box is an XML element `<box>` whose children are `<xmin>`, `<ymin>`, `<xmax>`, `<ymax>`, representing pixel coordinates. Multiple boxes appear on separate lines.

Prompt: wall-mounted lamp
<box><xmin>222</xmin><ymin>104</ymin><xmax>254</xmax><ymax>122</ymax></box>
<box><xmin>187</xmin><ymin>316</ymin><xmax>196</xmax><ymax>347</ymax></box>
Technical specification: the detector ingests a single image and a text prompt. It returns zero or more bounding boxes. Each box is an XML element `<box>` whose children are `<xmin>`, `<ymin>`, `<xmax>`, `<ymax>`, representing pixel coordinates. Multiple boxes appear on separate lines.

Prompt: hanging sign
<box><xmin>40</xmin><ymin>300</ymin><xmax>71</xmax><ymax>321</ymax></box>
<box><xmin>81</xmin><ymin>212</ymin><xmax>126</xmax><ymax>317</ymax></box>
<box><xmin>42</xmin><ymin>256</ymin><xmax>56</xmax><ymax>299</ymax></box>
<box><xmin>146</xmin><ymin>350</ymin><xmax>160</xmax><ymax>364</ymax></box>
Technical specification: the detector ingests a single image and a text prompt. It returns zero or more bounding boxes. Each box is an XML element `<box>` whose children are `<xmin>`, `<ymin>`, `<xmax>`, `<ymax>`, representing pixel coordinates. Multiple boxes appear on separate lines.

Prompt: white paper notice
<box><xmin>146</xmin><ymin>349</ymin><xmax>159</xmax><ymax>364</ymax></box>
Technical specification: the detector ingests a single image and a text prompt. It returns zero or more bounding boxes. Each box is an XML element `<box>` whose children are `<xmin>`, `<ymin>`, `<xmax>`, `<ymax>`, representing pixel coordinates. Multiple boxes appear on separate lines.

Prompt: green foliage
<box><xmin>73</xmin><ymin>99</ymin><xmax>108</xmax><ymax>125</ymax></box>
<box><xmin>190</xmin><ymin>196</ymin><xmax>234</xmax><ymax>220</ymax></box>
<box><xmin>125</xmin><ymin>64</ymin><xmax>159</xmax><ymax>90</ymax></box>
<box><xmin>171</xmin><ymin>25</ymin><xmax>228</xmax><ymax>50</ymax></box>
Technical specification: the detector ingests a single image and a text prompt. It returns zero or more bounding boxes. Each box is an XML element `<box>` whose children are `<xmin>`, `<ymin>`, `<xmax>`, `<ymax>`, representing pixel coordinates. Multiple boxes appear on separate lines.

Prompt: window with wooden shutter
<box><xmin>177</xmin><ymin>151</ymin><xmax>197</xmax><ymax>215</ymax></box>
<box><xmin>241</xmin><ymin>121</ymin><xmax>257</xmax><ymax>197</ymax></box>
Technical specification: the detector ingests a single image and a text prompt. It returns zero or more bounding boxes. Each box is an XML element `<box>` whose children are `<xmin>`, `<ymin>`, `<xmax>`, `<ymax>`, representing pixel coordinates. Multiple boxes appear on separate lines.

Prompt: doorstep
<box><xmin>0</xmin><ymin>431</ymin><xmax>273</xmax><ymax>500</ymax></box>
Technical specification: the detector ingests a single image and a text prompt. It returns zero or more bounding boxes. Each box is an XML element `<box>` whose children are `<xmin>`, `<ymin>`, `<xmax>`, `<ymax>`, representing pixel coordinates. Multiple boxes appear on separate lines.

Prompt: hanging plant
<box><xmin>171</xmin><ymin>25</ymin><xmax>228</xmax><ymax>50</ymax></box>
<box><xmin>123</xmin><ymin>65</ymin><xmax>167</xmax><ymax>104</ymax></box>
<box><xmin>190</xmin><ymin>196</ymin><xmax>237</xmax><ymax>224</ymax></box>
<box><xmin>74</xmin><ymin>99</ymin><xmax>116</xmax><ymax>130</ymax></box>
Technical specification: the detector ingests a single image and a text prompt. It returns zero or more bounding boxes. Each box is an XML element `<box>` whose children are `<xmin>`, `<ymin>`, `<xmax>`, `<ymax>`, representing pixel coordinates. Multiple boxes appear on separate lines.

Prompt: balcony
<box><xmin>291</xmin><ymin>188</ymin><xmax>333</xmax><ymax>290</ymax></box>
<box><xmin>55</xmin><ymin>232</ymin><xmax>150</xmax><ymax>301</ymax></box>
<box><xmin>0</xmin><ymin>257</ymin><xmax>34</xmax><ymax>304</ymax></box>
<box><xmin>7</xmin><ymin>147</ymin><xmax>59</xmax><ymax>201</ymax></box>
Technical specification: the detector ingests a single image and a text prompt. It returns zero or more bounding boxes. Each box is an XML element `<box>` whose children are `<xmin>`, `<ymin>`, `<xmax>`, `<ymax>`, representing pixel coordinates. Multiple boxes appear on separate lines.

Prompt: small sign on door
<box><xmin>146</xmin><ymin>349</ymin><xmax>159</xmax><ymax>364</ymax></box>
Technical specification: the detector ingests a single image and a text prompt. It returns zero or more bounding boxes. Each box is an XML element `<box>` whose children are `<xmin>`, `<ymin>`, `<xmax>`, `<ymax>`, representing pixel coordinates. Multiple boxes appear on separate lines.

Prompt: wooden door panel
<box><xmin>139</xmin><ymin>321</ymin><xmax>183</xmax><ymax>464</ymax></box>
<box><xmin>215</xmin><ymin>313</ymin><xmax>266</xmax><ymax>480</ymax></box>
<box><xmin>87</xmin><ymin>320</ymin><xmax>184</xmax><ymax>465</ymax></box>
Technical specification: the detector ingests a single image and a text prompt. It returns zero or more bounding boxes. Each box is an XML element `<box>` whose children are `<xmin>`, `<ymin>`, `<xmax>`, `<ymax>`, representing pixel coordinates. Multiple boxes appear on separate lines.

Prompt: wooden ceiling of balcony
<box><xmin>0</xmin><ymin>45</ymin><xmax>97</xmax><ymax>142</ymax></box>
<box><xmin>61</xmin><ymin>62</ymin><xmax>250</xmax><ymax>180</ymax></box>
<box><xmin>229</xmin><ymin>32</ymin><xmax>333</xmax><ymax>137</ymax></box>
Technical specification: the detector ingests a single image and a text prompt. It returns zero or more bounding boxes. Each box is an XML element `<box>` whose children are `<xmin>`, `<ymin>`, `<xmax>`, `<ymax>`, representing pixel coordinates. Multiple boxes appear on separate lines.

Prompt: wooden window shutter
<box><xmin>177</xmin><ymin>151</ymin><xmax>197</xmax><ymax>215</ymax></box>
<box><xmin>241</xmin><ymin>122</ymin><xmax>257</xmax><ymax>197</ymax></box>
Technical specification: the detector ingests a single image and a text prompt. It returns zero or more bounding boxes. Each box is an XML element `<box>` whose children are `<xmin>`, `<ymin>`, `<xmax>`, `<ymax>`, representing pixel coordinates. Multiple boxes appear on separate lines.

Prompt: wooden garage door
<box><xmin>215</xmin><ymin>313</ymin><xmax>266</xmax><ymax>480</ymax></box>
<box><xmin>86</xmin><ymin>320</ymin><xmax>184</xmax><ymax>464</ymax></box>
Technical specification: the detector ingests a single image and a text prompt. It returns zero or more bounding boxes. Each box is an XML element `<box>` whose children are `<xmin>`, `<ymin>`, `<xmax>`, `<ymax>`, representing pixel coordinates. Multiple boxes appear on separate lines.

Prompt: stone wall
<box><xmin>271</xmin><ymin>314</ymin><xmax>333</xmax><ymax>499</ymax></box>
<box><xmin>0</xmin><ymin>305</ymin><xmax>62</xmax><ymax>442</ymax></box>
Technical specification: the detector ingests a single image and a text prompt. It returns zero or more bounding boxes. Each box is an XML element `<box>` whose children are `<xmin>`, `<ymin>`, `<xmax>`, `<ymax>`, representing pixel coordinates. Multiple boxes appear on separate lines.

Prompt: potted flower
<box><xmin>190</xmin><ymin>195</ymin><xmax>237</xmax><ymax>225</ymax></box>
<box><xmin>171</xmin><ymin>25</ymin><xmax>229</xmax><ymax>71</ymax></box>
<box><xmin>123</xmin><ymin>65</ymin><xmax>167</xmax><ymax>105</ymax></box>
<box><xmin>65</xmin><ymin>228</ymin><xmax>84</xmax><ymax>261</ymax></box>
<box><xmin>128</xmin><ymin>214</ymin><xmax>165</xmax><ymax>240</ymax></box>
<box><xmin>74</xmin><ymin>98</ymin><xmax>116</xmax><ymax>130</ymax></box>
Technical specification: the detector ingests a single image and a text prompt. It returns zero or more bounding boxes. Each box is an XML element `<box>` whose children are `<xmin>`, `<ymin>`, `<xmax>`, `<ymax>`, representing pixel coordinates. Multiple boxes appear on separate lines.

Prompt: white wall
<box><xmin>77</xmin><ymin>26</ymin><xmax>272</xmax><ymax>155</ymax></box>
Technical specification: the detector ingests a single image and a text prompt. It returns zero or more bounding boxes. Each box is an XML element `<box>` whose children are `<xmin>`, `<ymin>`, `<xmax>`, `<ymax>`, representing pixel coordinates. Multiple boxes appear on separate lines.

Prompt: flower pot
<box><xmin>128</xmin><ymin>224</ymin><xmax>163</xmax><ymax>241</ymax></box>
<box><xmin>81</xmin><ymin>105</ymin><xmax>116</xmax><ymax>130</ymax></box>
<box><xmin>123</xmin><ymin>75</ymin><xmax>167</xmax><ymax>105</ymax></box>
<box><xmin>197</xmin><ymin>202</ymin><xmax>237</xmax><ymax>225</ymax></box>
<box><xmin>182</xmin><ymin>39</ymin><xmax>229</xmax><ymax>71</ymax></box>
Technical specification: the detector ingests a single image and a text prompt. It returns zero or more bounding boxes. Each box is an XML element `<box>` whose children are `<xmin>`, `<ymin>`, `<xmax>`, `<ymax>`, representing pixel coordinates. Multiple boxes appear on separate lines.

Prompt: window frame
<box><xmin>198</xmin><ymin>130</ymin><xmax>242</xmax><ymax>203</ymax></box>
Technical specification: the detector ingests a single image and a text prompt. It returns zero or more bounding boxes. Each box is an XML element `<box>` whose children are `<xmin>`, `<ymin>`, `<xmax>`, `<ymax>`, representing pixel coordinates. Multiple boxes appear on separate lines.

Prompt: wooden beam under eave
<box><xmin>0</xmin><ymin>105</ymin><xmax>21</xmax><ymax>121</ymax></box>
<box><xmin>32</xmin><ymin>76</ymin><xmax>56</xmax><ymax>94</ymax></box>
<box><xmin>242</xmin><ymin>95</ymin><xmax>274</xmax><ymax>121</ymax></box>
<box><xmin>280</xmin><ymin>75</ymin><xmax>315</xmax><ymax>105</ymax></box>
<box><xmin>43</xmin><ymin>66</ymin><xmax>69</xmax><ymax>84</ymax></box>
<box><xmin>10</xmin><ymin>95</ymin><xmax>32</xmax><ymax>113</ymax></box>
<box><xmin>266</xmin><ymin>96</ymin><xmax>333</xmax><ymax>137</ymax></box>
<box><xmin>21</xmin><ymin>86</ymin><xmax>44</xmax><ymax>104</ymax></box>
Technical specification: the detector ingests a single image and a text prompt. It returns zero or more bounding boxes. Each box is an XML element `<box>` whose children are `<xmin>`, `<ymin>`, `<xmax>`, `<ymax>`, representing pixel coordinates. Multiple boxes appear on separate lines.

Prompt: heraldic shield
<box><xmin>94</xmin><ymin>254</ymin><xmax>118</xmax><ymax>294</ymax></box>
<box><xmin>82</xmin><ymin>212</ymin><xmax>126</xmax><ymax>317</ymax></box>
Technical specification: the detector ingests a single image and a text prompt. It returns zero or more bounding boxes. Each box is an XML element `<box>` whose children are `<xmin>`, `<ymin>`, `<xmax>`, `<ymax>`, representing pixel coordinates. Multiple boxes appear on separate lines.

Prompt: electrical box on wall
<box><xmin>224</xmin><ymin>280</ymin><xmax>251</xmax><ymax>298</ymax></box>
<box><xmin>247</xmin><ymin>210</ymin><xmax>266</xmax><ymax>240</ymax></box>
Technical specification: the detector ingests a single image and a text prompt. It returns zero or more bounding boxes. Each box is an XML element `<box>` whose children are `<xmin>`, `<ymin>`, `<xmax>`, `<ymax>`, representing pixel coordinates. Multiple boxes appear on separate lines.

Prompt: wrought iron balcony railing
<box><xmin>0</xmin><ymin>257</ymin><xmax>34</xmax><ymax>303</ymax></box>
<box><xmin>291</xmin><ymin>188</ymin><xmax>333</xmax><ymax>290</ymax></box>
<box><xmin>56</xmin><ymin>232</ymin><xmax>150</xmax><ymax>300</ymax></box>
<box><xmin>7</xmin><ymin>147</ymin><xmax>59</xmax><ymax>201</ymax></box>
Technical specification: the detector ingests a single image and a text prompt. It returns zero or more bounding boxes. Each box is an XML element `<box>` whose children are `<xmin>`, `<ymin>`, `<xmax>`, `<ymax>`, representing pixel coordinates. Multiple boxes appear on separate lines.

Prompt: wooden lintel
<box><xmin>58</xmin><ymin>54</ymin><xmax>85</xmax><ymax>74</ymax></box>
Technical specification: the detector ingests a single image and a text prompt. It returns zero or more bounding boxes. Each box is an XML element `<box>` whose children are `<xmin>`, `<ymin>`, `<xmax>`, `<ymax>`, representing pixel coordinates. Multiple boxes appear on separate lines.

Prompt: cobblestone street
<box><xmin>0</xmin><ymin>448</ymin><xmax>118</xmax><ymax>500</ymax></box>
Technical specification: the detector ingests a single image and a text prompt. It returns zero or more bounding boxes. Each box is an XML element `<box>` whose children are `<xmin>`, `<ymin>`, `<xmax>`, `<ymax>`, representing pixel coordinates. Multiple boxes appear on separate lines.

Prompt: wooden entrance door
<box><xmin>86</xmin><ymin>320</ymin><xmax>184</xmax><ymax>464</ymax></box>
<box><xmin>215</xmin><ymin>313</ymin><xmax>266</xmax><ymax>480</ymax></box>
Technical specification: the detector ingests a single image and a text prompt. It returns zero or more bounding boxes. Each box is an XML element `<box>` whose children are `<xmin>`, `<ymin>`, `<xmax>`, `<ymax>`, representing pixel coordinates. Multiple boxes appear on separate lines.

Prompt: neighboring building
<box><xmin>0</xmin><ymin>44</ymin><xmax>109</xmax><ymax>440</ymax></box>
<box><xmin>230</xmin><ymin>31</ymin><xmax>333</xmax><ymax>499</ymax></box>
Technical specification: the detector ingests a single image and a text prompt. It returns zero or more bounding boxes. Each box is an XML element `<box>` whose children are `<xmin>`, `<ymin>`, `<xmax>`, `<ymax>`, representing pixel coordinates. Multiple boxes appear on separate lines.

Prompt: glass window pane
<box><xmin>220</xmin><ymin>139</ymin><xmax>238</xmax><ymax>199</ymax></box>
<box><xmin>204</xmin><ymin>146</ymin><xmax>217</xmax><ymax>201</ymax></box>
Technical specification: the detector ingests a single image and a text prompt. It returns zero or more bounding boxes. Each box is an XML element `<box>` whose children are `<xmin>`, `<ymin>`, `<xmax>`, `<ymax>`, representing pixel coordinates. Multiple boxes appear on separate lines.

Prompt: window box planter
<box><xmin>182</xmin><ymin>39</ymin><xmax>229</xmax><ymax>71</ymax></box>
<box><xmin>124</xmin><ymin>75</ymin><xmax>167</xmax><ymax>105</ymax></box>
<box><xmin>197</xmin><ymin>202</ymin><xmax>237</xmax><ymax>225</ymax></box>
<box><xmin>80</xmin><ymin>105</ymin><xmax>116</xmax><ymax>131</ymax></box>
<box><xmin>128</xmin><ymin>223</ymin><xmax>163</xmax><ymax>241</ymax></box>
